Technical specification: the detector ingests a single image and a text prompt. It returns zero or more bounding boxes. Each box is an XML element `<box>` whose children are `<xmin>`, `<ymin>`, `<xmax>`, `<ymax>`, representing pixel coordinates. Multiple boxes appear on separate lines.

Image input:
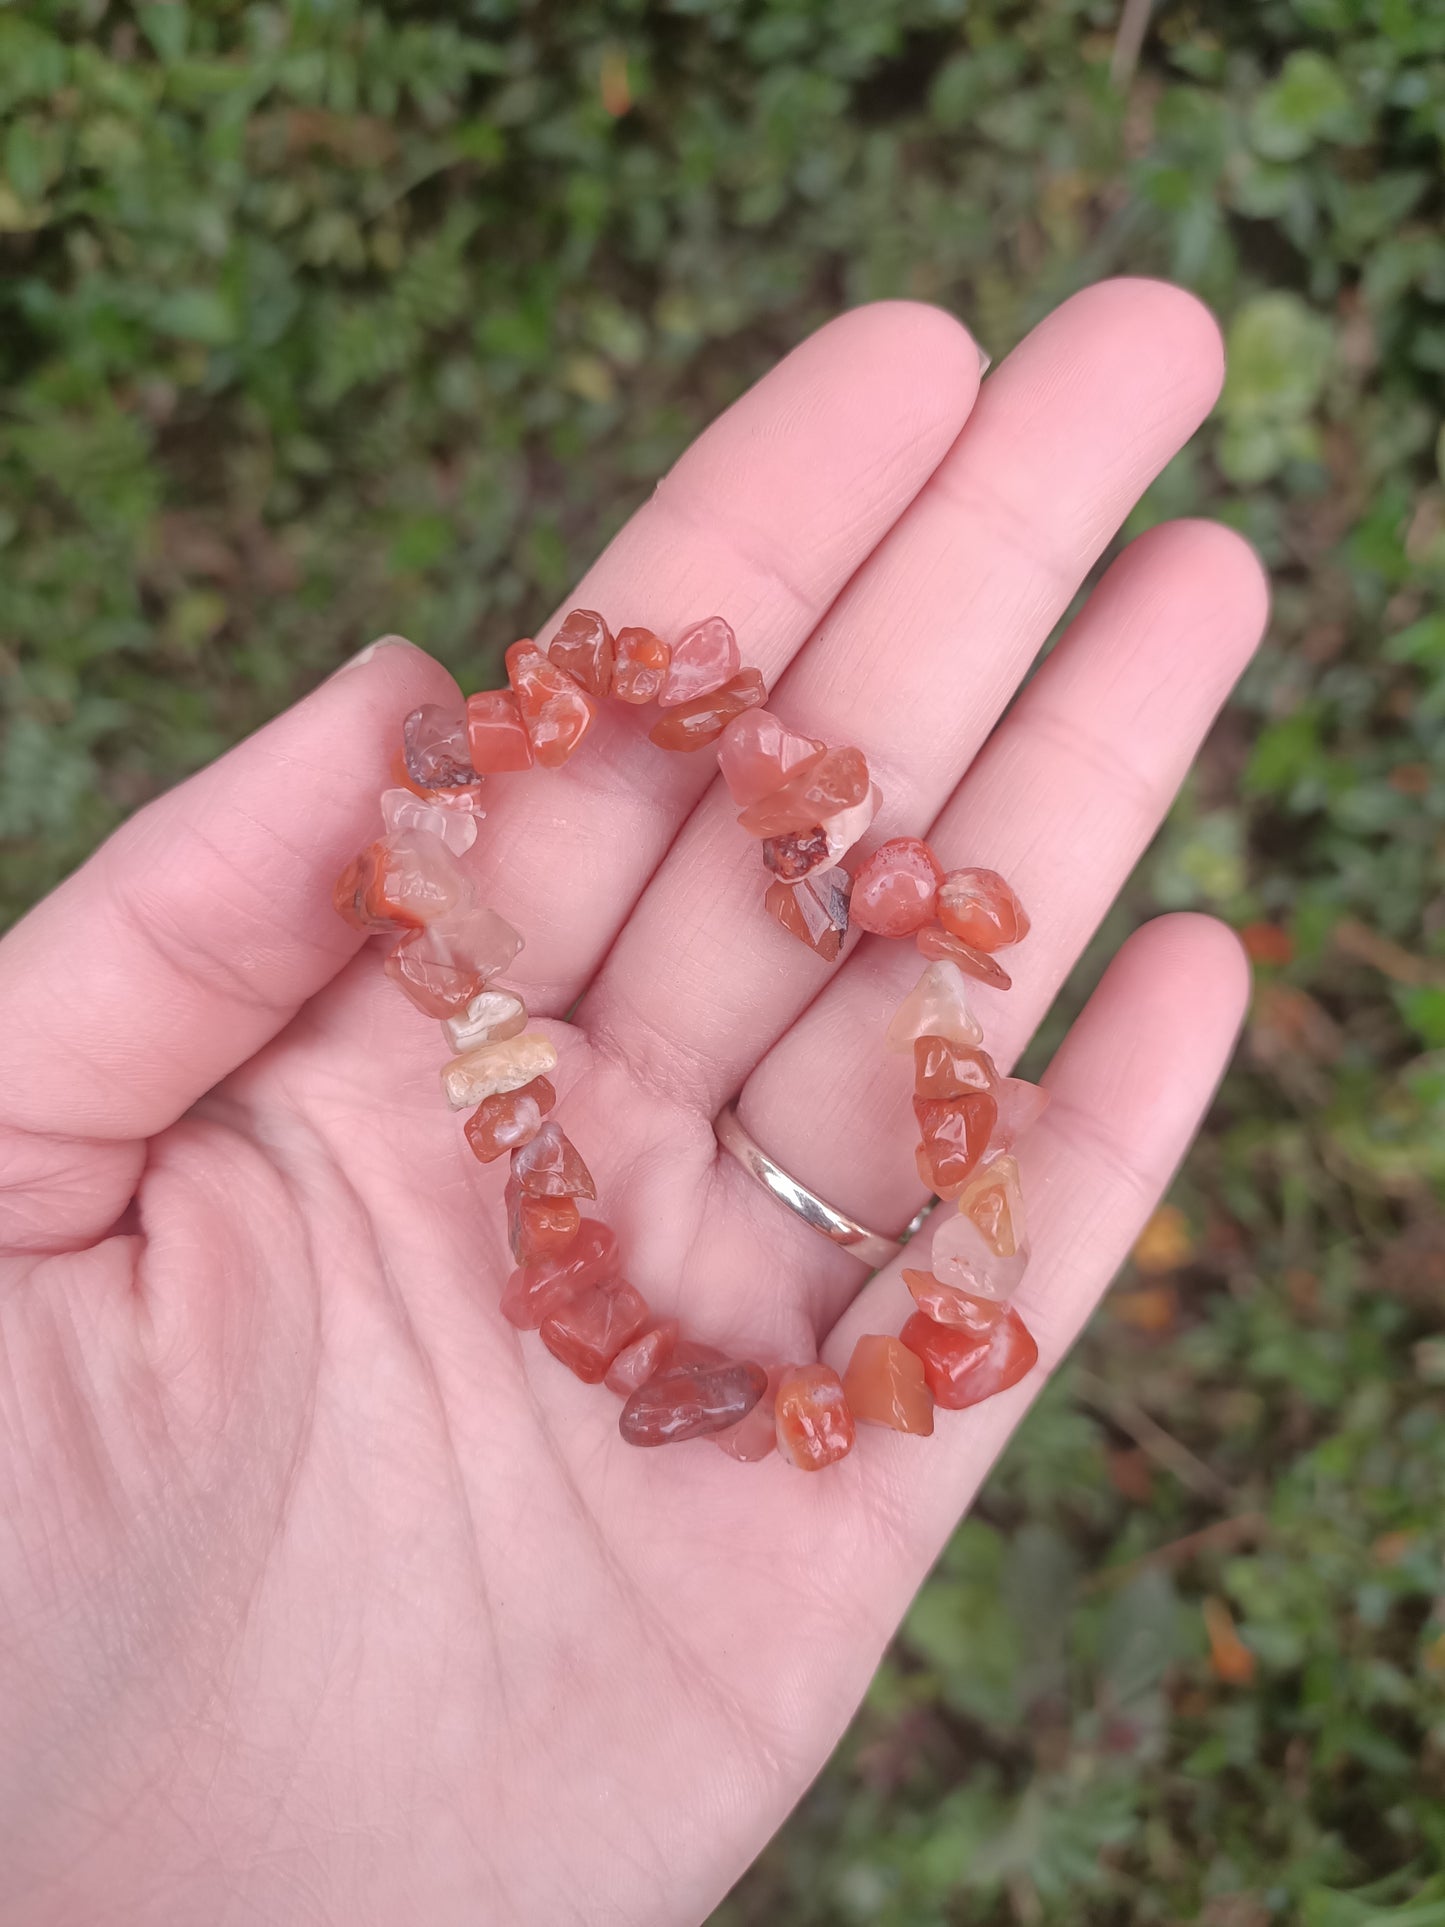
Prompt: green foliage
<box><xmin>2</xmin><ymin>0</ymin><xmax>1443</xmax><ymax>1919</ymax></box>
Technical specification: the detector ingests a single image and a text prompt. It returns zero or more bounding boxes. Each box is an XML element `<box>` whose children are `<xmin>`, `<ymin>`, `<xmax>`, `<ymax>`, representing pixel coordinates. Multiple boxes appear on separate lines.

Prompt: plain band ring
<box><xmin>713</xmin><ymin>1101</ymin><xmax>927</xmax><ymax>1270</ymax></box>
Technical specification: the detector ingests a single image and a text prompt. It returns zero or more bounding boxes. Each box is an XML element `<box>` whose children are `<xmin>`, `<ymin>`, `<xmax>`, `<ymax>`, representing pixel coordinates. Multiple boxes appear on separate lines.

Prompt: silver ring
<box><xmin>713</xmin><ymin>1101</ymin><xmax>929</xmax><ymax>1269</ymax></box>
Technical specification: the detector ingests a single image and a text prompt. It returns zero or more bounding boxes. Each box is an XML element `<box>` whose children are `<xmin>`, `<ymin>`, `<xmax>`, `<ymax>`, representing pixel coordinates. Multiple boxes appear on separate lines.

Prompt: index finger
<box><xmin>459</xmin><ymin>301</ymin><xmax>984</xmax><ymax>1009</ymax></box>
<box><xmin>0</xmin><ymin>303</ymin><xmax>981</xmax><ymax>1251</ymax></box>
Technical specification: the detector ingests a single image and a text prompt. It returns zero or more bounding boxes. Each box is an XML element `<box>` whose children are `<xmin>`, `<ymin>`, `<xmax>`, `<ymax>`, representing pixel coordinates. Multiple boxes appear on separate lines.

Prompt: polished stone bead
<box><xmin>466</xmin><ymin>690</ymin><xmax>535</xmax><ymax>773</ymax></box>
<box><xmin>335</xmin><ymin>829</ymin><xmax>471</xmax><ymax>933</ymax></box>
<box><xmin>842</xmin><ymin>1335</ymin><xmax>934</xmax><ymax>1435</ymax></box>
<box><xmin>996</xmin><ymin>1077</ymin><xmax>1050</xmax><ymax>1146</ymax></box>
<box><xmin>717</xmin><ymin>709</ymin><xmax>826</xmax><ymax>806</ymax></box>
<box><xmin>931</xmin><ymin>1194</ymin><xmax>1029</xmax><ymax>1301</ymax></box>
<box><xmin>763</xmin><ymin>867</ymin><xmax>851</xmax><ymax>961</ymax></box>
<box><xmin>395</xmin><ymin>828</ymin><xmax>474</xmax><ymax>904</ymax></box>
<box><xmin>917</xmin><ymin>925</ymin><xmax>1012</xmax><ymax>991</ymax></box>
<box><xmin>333</xmin><ymin>849</ymin><xmax>408</xmax><ymax>933</ymax></box>
<box><xmin>885</xmin><ymin>961</ymin><xmax>983</xmax><ymax>1053</ymax></box>
<box><xmin>389</xmin><ymin>751</ymin><xmax>486</xmax><ymax>813</ymax></box>
<box><xmin>505</xmin><ymin>639</ymin><xmax>597</xmax><ymax>767</ymax></box>
<box><xmin>957</xmin><ymin>1152</ymin><xmax>1026</xmax><ymax>1256</ymax></box>
<box><xmin>914</xmin><ymin>1091</ymin><xmax>999</xmax><ymax>1196</ymax></box>
<box><xmin>775</xmin><ymin>1363</ymin><xmax>855</xmax><ymax>1470</ymax></box>
<box><xmin>501</xmin><ymin>1219</ymin><xmax>619</xmax><ymax>1328</ymax></box>
<box><xmin>619</xmin><ymin>1358</ymin><xmax>769</xmax><ymax>1446</ymax></box>
<box><xmin>442</xmin><ymin>987</ymin><xmax>528</xmax><ymax>1054</ymax></box>
<box><xmin>510</xmin><ymin>1119</ymin><xmax>596</xmax><ymax>1199</ymax></box>
<box><xmin>612</xmin><ymin>627</ymin><xmax>671</xmax><ymax>704</ymax></box>
<box><xmin>713</xmin><ymin>1363</ymin><xmax>782</xmax><ymax>1462</ymax></box>
<box><xmin>388</xmin><ymin>904</ymin><xmax>524</xmax><ymax>1019</ymax></box>
<box><xmin>823</xmin><ymin>784</ymin><xmax>881</xmax><ymax>863</ymax></box>
<box><xmin>902</xmin><ymin>1266</ymin><xmax>1003</xmax><ymax>1328</ymax></box>
<box><xmin>736</xmin><ymin>746</ymin><xmax>870</xmax><ymax>837</ymax></box>
<box><xmin>385</xmin><ymin>932</ymin><xmax>486</xmax><ymax>1017</ymax></box>
<box><xmin>540</xmin><ymin>1278</ymin><xmax>650</xmax><ymax>1382</ymax></box>
<box><xmin>762</xmin><ymin>827</ymin><xmax>831</xmax><ymax>881</ymax></box>
<box><xmin>548</xmin><ymin>608</ymin><xmax>614</xmax><ymax>696</ymax></box>
<box><xmin>604</xmin><ymin>1318</ymin><xmax>681</xmax><ymax>1395</ymax></box>
<box><xmin>441</xmin><ymin>1032</ymin><xmax>558</xmax><ymax>1110</ymax></box>
<box><xmin>380</xmin><ymin>787</ymin><xmax>480</xmax><ymax>855</ymax></box>
<box><xmin>762</xmin><ymin>787</ymin><xmax>882</xmax><ymax>883</ymax></box>
<box><xmin>913</xmin><ymin>1036</ymin><xmax>999</xmax><ymax>1101</ymax></box>
<box><xmin>658</xmin><ymin>615</ymin><xmax>740</xmax><ymax>706</ymax></box>
<box><xmin>900</xmin><ymin>1304</ymin><xmax>1038</xmax><ymax>1409</ymax></box>
<box><xmin>937</xmin><ymin>868</ymin><xmax>1030</xmax><ymax>951</ymax></box>
<box><xmin>403</xmin><ymin>704</ymin><xmax>478</xmax><ymax>790</ymax></box>
<box><xmin>648</xmin><ymin>668</ymin><xmax>766</xmax><ymax>750</ymax></box>
<box><xmin>463</xmin><ymin>1077</ymin><xmax>556</xmax><ymax>1163</ymax></box>
<box><xmin>850</xmin><ymin>837</ymin><xmax>944</xmax><ymax>937</ymax></box>
<box><xmin>436</xmin><ymin>903</ymin><xmax>524</xmax><ymax>977</ymax></box>
<box><xmin>507</xmin><ymin>1182</ymin><xmax>581</xmax><ymax>1265</ymax></box>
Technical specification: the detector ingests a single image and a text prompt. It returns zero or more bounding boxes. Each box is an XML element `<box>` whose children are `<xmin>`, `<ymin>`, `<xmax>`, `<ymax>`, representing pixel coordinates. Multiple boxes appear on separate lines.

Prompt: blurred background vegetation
<box><xmin>2</xmin><ymin>0</ymin><xmax>1443</xmax><ymax>1920</ymax></box>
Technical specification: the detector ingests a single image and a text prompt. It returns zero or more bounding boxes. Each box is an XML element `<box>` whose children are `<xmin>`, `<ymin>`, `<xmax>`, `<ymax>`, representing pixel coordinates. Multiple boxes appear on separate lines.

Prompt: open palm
<box><xmin>0</xmin><ymin>284</ymin><xmax>1267</xmax><ymax>1926</ymax></box>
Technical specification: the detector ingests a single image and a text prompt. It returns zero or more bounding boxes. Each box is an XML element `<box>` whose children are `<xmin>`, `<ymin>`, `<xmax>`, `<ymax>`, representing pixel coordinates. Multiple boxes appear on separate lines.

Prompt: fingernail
<box><xmin>977</xmin><ymin>342</ymin><xmax>992</xmax><ymax>376</ymax></box>
<box><xmin>330</xmin><ymin>634</ymin><xmax>412</xmax><ymax>679</ymax></box>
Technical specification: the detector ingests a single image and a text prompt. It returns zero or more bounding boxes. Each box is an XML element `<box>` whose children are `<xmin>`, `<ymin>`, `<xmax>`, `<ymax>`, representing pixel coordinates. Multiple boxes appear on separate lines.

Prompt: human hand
<box><xmin>0</xmin><ymin>282</ymin><xmax>1266</xmax><ymax>1926</ymax></box>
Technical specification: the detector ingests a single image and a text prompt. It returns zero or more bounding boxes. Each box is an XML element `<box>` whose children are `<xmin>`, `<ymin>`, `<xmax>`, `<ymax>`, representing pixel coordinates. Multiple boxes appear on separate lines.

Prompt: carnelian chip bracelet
<box><xmin>334</xmin><ymin>612</ymin><xmax>1047</xmax><ymax>1471</ymax></box>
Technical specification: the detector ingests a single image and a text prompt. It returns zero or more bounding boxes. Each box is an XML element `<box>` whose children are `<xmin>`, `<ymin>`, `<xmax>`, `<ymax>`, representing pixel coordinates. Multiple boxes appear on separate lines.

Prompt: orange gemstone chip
<box><xmin>390</xmin><ymin>904</ymin><xmax>525</xmax><ymax>1020</ymax></box>
<box><xmin>842</xmin><ymin>1335</ymin><xmax>934</xmax><ymax>1435</ymax></box>
<box><xmin>334</xmin><ymin>829</ymin><xmax>470</xmax><ymax>933</ymax></box>
<box><xmin>885</xmin><ymin>961</ymin><xmax>983</xmax><ymax>1053</ymax></box>
<box><xmin>619</xmin><ymin>1359</ymin><xmax>769</xmax><ymax>1446</ymax></box>
<box><xmin>466</xmin><ymin>689</ymin><xmax>534</xmax><ymax>773</ymax></box>
<box><xmin>717</xmin><ymin>709</ymin><xmax>826</xmax><ymax>806</ymax></box>
<box><xmin>548</xmin><ymin>608</ymin><xmax>614</xmax><ymax>697</ymax></box>
<box><xmin>506</xmin><ymin>1182</ymin><xmax>581</xmax><ymax>1265</ymax></box>
<box><xmin>604</xmin><ymin>1319</ymin><xmax>681</xmax><ymax>1395</ymax></box>
<box><xmin>510</xmin><ymin>1121</ymin><xmax>597</xmax><ymax>1199</ymax></box>
<box><xmin>900</xmin><ymin>1305</ymin><xmax>1038</xmax><ymax>1409</ymax></box>
<box><xmin>936</xmin><ymin>868</ymin><xmax>1030</xmax><ymax>952</ymax></box>
<box><xmin>917</xmin><ymin>925</ymin><xmax>1013</xmax><ymax>990</ymax></box>
<box><xmin>912</xmin><ymin>1036</ymin><xmax>998</xmax><ymax>1101</ymax></box>
<box><xmin>463</xmin><ymin>1076</ymin><xmax>557</xmax><ymax>1163</ymax></box>
<box><xmin>849</xmin><ymin>837</ymin><xmax>944</xmax><ymax>938</ymax></box>
<box><xmin>505</xmin><ymin>639</ymin><xmax>597</xmax><ymax>768</ymax></box>
<box><xmin>540</xmin><ymin>1279</ymin><xmax>650</xmax><ymax>1382</ymax></box>
<box><xmin>763</xmin><ymin>868</ymin><xmax>851</xmax><ymax>960</ymax></box>
<box><xmin>501</xmin><ymin>1219</ymin><xmax>619</xmax><ymax>1329</ymax></box>
<box><xmin>736</xmin><ymin>746</ymin><xmax>870</xmax><ymax>837</ymax></box>
<box><xmin>774</xmin><ymin>1363</ymin><xmax>856</xmax><ymax>1471</ymax></box>
<box><xmin>902</xmin><ymin>1266</ymin><xmax>1003</xmax><ymax>1328</ymax></box>
<box><xmin>914</xmin><ymin>1091</ymin><xmax>999</xmax><ymax>1197</ymax></box>
<box><xmin>612</xmin><ymin>626</ymin><xmax>671</xmax><ymax>703</ymax></box>
<box><xmin>658</xmin><ymin>616</ymin><xmax>739</xmax><ymax>707</ymax></box>
<box><xmin>649</xmin><ymin>668</ymin><xmax>767</xmax><ymax>750</ymax></box>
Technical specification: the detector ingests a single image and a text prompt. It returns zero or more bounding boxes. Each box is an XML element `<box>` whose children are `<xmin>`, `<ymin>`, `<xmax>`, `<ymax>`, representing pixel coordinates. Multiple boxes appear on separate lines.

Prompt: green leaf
<box><xmin>1244</xmin><ymin>706</ymin><xmax>1325</xmax><ymax>795</ymax></box>
<box><xmin>1098</xmin><ymin>1568</ymin><xmax>1181</xmax><ymax>1708</ymax></box>
<box><xmin>150</xmin><ymin>288</ymin><xmax>235</xmax><ymax>347</ymax></box>
<box><xmin>1306</xmin><ymin>1882</ymin><xmax>1445</xmax><ymax>1926</ymax></box>
<box><xmin>1222</xmin><ymin>293</ymin><xmax>1334</xmax><ymax>425</ymax></box>
<box><xmin>1250</xmin><ymin>50</ymin><xmax>1353</xmax><ymax>160</ymax></box>
<box><xmin>1396</xmin><ymin>987</ymin><xmax>1445</xmax><ymax>1050</ymax></box>
<box><xmin>137</xmin><ymin>4</ymin><xmax>191</xmax><ymax>65</ymax></box>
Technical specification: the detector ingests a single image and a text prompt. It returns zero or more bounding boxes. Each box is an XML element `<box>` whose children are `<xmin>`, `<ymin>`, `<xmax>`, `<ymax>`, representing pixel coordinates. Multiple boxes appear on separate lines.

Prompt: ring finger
<box><xmin>731</xmin><ymin>514</ymin><xmax>1268</xmax><ymax>1333</ymax></box>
